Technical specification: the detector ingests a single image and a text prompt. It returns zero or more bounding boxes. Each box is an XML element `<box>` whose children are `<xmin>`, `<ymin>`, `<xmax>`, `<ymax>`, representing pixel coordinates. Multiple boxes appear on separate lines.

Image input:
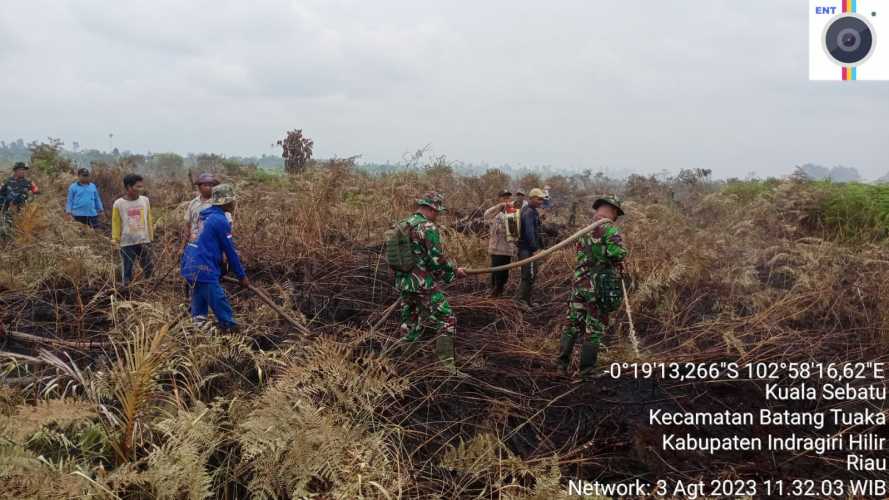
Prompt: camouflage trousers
<box><xmin>399</xmin><ymin>290</ymin><xmax>456</xmax><ymax>342</ymax></box>
<box><xmin>564</xmin><ymin>288</ymin><xmax>610</xmax><ymax>347</ymax></box>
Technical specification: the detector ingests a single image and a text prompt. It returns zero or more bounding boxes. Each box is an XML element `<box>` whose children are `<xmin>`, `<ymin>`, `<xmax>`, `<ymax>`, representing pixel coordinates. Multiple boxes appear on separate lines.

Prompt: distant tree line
<box><xmin>794</xmin><ymin>163</ymin><xmax>862</xmax><ymax>183</ymax></box>
<box><xmin>0</xmin><ymin>138</ymin><xmax>286</xmax><ymax>176</ymax></box>
<box><xmin>3</xmin><ymin>138</ymin><xmax>885</xmax><ymax>184</ymax></box>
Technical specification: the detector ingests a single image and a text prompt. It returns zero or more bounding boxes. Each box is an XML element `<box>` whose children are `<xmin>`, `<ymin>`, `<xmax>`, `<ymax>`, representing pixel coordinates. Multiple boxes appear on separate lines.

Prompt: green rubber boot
<box><xmin>435</xmin><ymin>335</ymin><xmax>466</xmax><ymax>377</ymax></box>
<box><xmin>557</xmin><ymin>333</ymin><xmax>577</xmax><ymax>376</ymax></box>
<box><xmin>579</xmin><ymin>341</ymin><xmax>600</xmax><ymax>380</ymax></box>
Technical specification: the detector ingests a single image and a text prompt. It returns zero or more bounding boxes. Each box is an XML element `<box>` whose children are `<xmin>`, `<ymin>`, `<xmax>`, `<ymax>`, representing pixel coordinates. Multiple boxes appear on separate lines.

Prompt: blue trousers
<box><xmin>190</xmin><ymin>281</ymin><xmax>236</xmax><ymax>330</ymax></box>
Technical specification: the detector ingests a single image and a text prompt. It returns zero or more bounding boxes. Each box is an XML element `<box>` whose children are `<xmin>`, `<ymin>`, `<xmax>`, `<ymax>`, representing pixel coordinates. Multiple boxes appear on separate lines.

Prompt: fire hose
<box><xmin>221</xmin><ymin>276</ymin><xmax>311</xmax><ymax>336</ymax></box>
<box><xmin>371</xmin><ymin>217</ymin><xmax>634</xmax><ymax>331</ymax></box>
<box><xmin>463</xmin><ymin>218</ymin><xmax>612</xmax><ymax>274</ymax></box>
<box><xmin>225</xmin><ymin>217</ymin><xmax>637</xmax><ymax>347</ymax></box>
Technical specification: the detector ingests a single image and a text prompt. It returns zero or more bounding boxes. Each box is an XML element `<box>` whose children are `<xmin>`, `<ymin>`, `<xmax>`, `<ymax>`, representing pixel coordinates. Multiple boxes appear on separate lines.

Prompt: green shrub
<box><xmin>248</xmin><ymin>168</ymin><xmax>285</xmax><ymax>186</ymax></box>
<box><xmin>29</xmin><ymin>138</ymin><xmax>72</xmax><ymax>177</ymax></box>
<box><xmin>815</xmin><ymin>182</ymin><xmax>889</xmax><ymax>241</ymax></box>
<box><xmin>721</xmin><ymin>178</ymin><xmax>780</xmax><ymax>203</ymax></box>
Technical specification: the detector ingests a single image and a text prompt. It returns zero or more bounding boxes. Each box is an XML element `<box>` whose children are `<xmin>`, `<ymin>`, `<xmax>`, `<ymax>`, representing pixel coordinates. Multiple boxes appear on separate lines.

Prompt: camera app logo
<box><xmin>810</xmin><ymin>0</ymin><xmax>888</xmax><ymax>80</ymax></box>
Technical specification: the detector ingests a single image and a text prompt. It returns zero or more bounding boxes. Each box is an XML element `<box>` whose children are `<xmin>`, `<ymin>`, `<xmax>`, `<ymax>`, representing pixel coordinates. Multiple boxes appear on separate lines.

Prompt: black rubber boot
<box><xmin>557</xmin><ymin>333</ymin><xmax>576</xmax><ymax>376</ymax></box>
<box><xmin>579</xmin><ymin>342</ymin><xmax>600</xmax><ymax>380</ymax></box>
<box><xmin>515</xmin><ymin>281</ymin><xmax>530</xmax><ymax>304</ymax></box>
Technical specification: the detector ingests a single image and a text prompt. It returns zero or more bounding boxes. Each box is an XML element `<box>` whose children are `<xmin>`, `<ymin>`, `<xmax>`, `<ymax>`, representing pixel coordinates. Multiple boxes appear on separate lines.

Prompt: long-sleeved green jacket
<box><xmin>394</xmin><ymin>212</ymin><xmax>457</xmax><ymax>293</ymax></box>
<box><xmin>573</xmin><ymin>222</ymin><xmax>627</xmax><ymax>288</ymax></box>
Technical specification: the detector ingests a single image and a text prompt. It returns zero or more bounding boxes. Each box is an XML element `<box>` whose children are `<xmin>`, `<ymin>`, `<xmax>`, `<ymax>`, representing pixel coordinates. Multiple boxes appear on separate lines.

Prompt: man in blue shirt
<box><xmin>65</xmin><ymin>168</ymin><xmax>104</xmax><ymax>228</ymax></box>
<box><xmin>515</xmin><ymin>188</ymin><xmax>545</xmax><ymax>307</ymax></box>
<box><xmin>180</xmin><ymin>184</ymin><xmax>249</xmax><ymax>331</ymax></box>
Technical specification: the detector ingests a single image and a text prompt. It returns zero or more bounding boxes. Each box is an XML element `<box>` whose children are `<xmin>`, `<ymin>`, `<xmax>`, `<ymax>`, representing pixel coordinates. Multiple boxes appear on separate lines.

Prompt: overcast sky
<box><xmin>1</xmin><ymin>0</ymin><xmax>887</xmax><ymax>178</ymax></box>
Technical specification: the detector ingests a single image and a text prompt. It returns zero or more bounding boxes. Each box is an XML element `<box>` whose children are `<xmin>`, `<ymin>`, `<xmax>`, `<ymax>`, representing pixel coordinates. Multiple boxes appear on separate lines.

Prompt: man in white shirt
<box><xmin>184</xmin><ymin>173</ymin><xmax>233</xmax><ymax>243</ymax></box>
<box><xmin>483</xmin><ymin>190</ymin><xmax>518</xmax><ymax>297</ymax></box>
<box><xmin>112</xmin><ymin>174</ymin><xmax>153</xmax><ymax>285</ymax></box>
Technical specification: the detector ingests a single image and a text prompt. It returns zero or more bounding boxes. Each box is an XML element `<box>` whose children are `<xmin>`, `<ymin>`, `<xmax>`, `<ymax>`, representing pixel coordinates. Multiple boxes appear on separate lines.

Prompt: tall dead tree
<box><xmin>277</xmin><ymin>129</ymin><xmax>314</xmax><ymax>174</ymax></box>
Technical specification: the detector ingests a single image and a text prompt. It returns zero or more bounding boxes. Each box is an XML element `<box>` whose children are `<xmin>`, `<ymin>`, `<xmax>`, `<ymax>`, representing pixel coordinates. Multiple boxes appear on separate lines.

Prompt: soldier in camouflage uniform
<box><xmin>395</xmin><ymin>192</ymin><xmax>467</xmax><ymax>374</ymax></box>
<box><xmin>1</xmin><ymin>162</ymin><xmax>39</xmax><ymax>210</ymax></box>
<box><xmin>0</xmin><ymin>162</ymin><xmax>40</xmax><ymax>237</ymax></box>
<box><xmin>557</xmin><ymin>196</ymin><xmax>628</xmax><ymax>379</ymax></box>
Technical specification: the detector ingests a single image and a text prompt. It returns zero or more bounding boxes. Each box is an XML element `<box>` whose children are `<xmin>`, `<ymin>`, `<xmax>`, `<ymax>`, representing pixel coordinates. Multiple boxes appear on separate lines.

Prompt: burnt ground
<box><xmin>380</xmin><ymin>292</ymin><xmax>889</xmax><ymax>495</ymax></box>
<box><xmin>4</xmin><ymin>269</ymin><xmax>888</xmax><ymax>496</ymax></box>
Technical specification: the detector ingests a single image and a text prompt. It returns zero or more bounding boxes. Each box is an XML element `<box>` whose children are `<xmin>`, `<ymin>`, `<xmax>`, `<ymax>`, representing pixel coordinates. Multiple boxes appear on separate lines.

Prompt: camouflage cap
<box><xmin>195</xmin><ymin>172</ymin><xmax>220</xmax><ymax>186</ymax></box>
<box><xmin>593</xmin><ymin>195</ymin><xmax>625</xmax><ymax>217</ymax></box>
<box><xmin>417</xmin><ymin>191</ymin><xmax>447</xmax><ymax>212</ymax></box>
<box><xmin>13</xmin><ymin>162</ymin><xmax>28</xmax><ymax>171</ymax></box>
<box><xmin>210</xmin><ymin>183</ymin><xmax>237</xmax><ymax>205</ymax></box>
